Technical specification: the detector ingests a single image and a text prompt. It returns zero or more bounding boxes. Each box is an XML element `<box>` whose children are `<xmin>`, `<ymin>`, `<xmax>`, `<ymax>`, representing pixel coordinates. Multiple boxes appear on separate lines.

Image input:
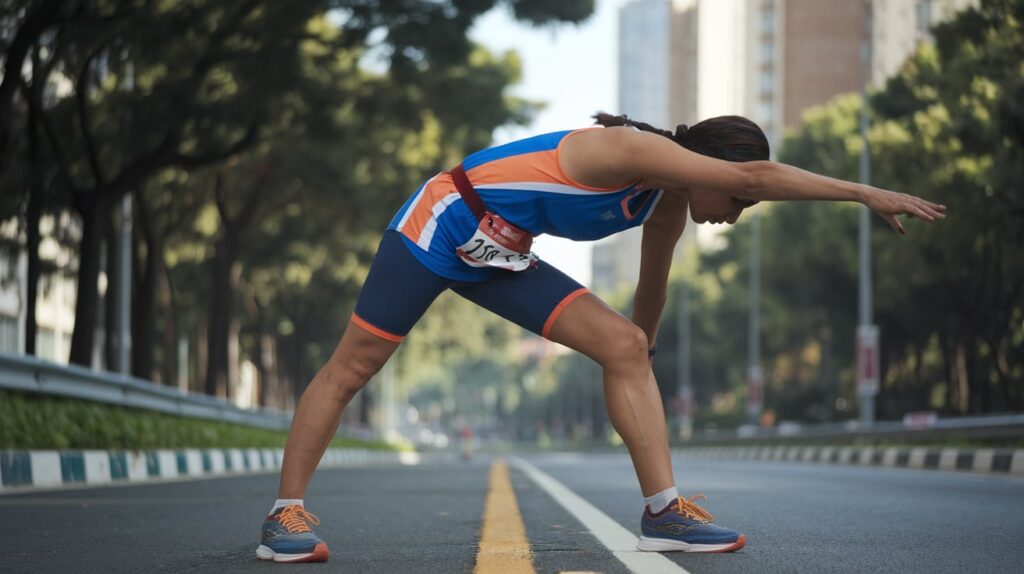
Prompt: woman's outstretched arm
<box><xmin>561</xmin><ymin>126</ymin><xmax>947</xmax><ymax>234</ymax></box>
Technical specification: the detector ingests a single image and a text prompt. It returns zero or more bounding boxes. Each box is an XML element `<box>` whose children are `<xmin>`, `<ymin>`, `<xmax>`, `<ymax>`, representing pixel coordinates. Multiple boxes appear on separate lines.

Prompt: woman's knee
<box><xmin>594</xmin><ymin>321</ymin><xmax>649</xmax><ymax>370</ymax></box>
<box><xmin>317</xmin><ymin>353</ymin><xmax>385</xmax><ymax>400</ymax></box>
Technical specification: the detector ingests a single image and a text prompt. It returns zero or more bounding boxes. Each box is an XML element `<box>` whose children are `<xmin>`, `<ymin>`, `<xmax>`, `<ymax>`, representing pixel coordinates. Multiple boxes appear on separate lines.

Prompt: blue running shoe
<box><xmin>637</xmin><ymin>494</ymin><xmax>746</xmax><ymax>553</ymax></box>
<box><xmin>256</xmin><ymin>505</ymin><xmax>330</xmax><ymax>563</ymax></box>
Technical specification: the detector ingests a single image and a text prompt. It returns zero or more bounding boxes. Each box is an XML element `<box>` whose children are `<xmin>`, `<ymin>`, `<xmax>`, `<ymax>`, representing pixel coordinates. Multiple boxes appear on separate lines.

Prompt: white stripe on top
<box><xmin>641</xmin><ymin>190</ymin><xmax>666</xmax><ymax>223</ymax></box>
<box><xmin>395</xmin><ymin>174</ymin><xmax>439</xmax><ymax>232</ymax></box>
<box><xmin>474</xmin><ymin>181</ymin><xmax>621</xmax><ymax>196</ymax></box>
<box><xmin>416</xmin><ymin>193</ymin><xmax>461</xmax><ymax>250</ymax></box>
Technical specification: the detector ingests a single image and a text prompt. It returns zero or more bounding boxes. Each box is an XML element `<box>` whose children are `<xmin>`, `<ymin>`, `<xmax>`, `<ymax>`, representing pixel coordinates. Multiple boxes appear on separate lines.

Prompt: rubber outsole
<box><xmin>636</xmin><ymin>533</ymin><xmax>746</xmax><ymax>553</ymax></box>
<box><xmin>255</xmin><ymin>542</ymin><xmax>330</xmax><ymax>563</ymax></box>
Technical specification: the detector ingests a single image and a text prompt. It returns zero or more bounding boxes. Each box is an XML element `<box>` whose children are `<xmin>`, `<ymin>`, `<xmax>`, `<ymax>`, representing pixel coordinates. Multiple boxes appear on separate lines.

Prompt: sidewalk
<box><xmin>675</xmin><ymin>444</ymin><xmax>1024</xmax><ymax>475</ymax></box>
<box><xmin>0</xmin><ymin>447</ymin><xmax>420</xmax><ymax>492</ymax></box>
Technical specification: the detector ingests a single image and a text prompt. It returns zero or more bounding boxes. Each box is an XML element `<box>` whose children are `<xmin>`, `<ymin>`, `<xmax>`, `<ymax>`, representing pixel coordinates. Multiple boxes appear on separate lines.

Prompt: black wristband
<box><xmin>648</xmin><ymin>345</ymin><xmax>657</xmax><ymax>358</ymax></box>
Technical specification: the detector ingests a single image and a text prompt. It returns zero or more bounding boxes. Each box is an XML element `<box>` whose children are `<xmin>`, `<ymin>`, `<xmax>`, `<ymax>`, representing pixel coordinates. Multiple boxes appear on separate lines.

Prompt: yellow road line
<box><xmin>474</xmin><ymin>458</ymin><xmax>535</xmax><ymax>574</ymax></box>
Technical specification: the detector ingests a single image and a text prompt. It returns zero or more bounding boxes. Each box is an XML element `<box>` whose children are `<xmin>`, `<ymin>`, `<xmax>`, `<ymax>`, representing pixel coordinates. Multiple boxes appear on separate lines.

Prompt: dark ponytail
<box><xmin>592</xmin><ymin>112</ymin><xmax>770</xmax><ymax>163</ymax></box>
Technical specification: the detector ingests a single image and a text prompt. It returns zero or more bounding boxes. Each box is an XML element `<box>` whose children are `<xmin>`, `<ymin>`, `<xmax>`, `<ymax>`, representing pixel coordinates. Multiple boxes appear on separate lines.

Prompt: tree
<box><xmin>3</xmin><ymin>0</ymin><xmax>595</xmax><ymax>380</ymax></box>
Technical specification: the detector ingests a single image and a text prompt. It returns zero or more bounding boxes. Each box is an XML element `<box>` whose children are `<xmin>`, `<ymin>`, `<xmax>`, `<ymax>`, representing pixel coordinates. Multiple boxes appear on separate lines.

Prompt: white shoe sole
<box><xmin>255</xmin><ymin>543</ymin><xmax>329</xmax><ymax>563</ymax></box>
<box><xmin>636</xmin><ymin>534</ymin><xmax>746</xmax><ymax>553</ymax></box>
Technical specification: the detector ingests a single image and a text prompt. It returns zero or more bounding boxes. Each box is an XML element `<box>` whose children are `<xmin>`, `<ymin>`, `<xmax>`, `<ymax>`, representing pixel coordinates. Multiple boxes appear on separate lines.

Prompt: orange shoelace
<box><xmin>277</xmin><ymin>505</ymin><xmax>321</xmax><ymax>533</ymax></box>
<box><xmin>675</xmin><ymin>494</ymin><xmax>715</xmax><ymax>523</ymax></box>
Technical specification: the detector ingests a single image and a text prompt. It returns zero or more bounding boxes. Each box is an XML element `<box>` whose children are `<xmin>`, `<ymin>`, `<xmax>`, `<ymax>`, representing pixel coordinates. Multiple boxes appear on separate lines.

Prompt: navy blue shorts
<box><xmin>352</xmin><ymin>231</ymin><xmax>589</xmax><ymax>342</ymax></box>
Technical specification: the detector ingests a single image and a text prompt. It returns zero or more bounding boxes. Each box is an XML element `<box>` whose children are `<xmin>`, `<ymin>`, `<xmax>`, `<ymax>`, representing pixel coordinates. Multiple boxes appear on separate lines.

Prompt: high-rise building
<box><xmin>593</xmin><ymin>0</ymin><xmax>672</xmax><ymax>297</ymax></box>
<box><xmin>872</xmin><ymin>0</ymin><xmax>979</xmax><ymax>85</ymax></box>
<box><xmin>668</xmin><ymin>0</ymin><xmax>700</xmax><ymax>127</ymax></box>
<box><xmin>600</xmin><ymin>0</ymin><xmax>979</xmax><ymax>295</ymax></box>
<box><xmin>619</xmin><ymin>0</ymin><xmax>672</xmax><ymax>128</ymax></box>
<box><xmin>745</xmin><ymin>0</ymin><xmax>980</xmax><ymax>149</ymax></box>
<box><xmin>744</xmin><ymin>0</ymin><xmax>867</xmax><ymax>148</ymax></box>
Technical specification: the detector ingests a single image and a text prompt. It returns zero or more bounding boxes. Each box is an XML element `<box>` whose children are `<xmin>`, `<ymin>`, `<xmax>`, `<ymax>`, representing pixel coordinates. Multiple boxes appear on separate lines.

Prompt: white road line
<box><xmin>509</xmin><ymin>457</ymin><xmax>690</xmax><ymax>574</ymax></box>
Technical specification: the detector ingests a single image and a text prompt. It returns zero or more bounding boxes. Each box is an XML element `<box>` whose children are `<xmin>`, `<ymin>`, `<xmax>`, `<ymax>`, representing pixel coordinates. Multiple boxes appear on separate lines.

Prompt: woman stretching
<box><xmin>256</xmin><ymin>113</ymin><xmax>946</xmax><ymax>562</ymax></box>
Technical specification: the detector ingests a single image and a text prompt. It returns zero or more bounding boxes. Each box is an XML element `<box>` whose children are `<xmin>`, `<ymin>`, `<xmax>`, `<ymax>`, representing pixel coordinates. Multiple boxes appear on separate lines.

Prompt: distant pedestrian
<box><xmin>256</xmin><ymin>113</ymin><xmax>945</xmax><ymax>562</ymax></box>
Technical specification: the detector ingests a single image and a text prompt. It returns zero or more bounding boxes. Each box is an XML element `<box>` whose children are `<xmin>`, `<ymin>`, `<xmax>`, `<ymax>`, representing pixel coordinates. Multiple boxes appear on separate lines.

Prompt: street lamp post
<box><xmin>746</xmin><ymin>210</ymin><xmax>764</xmax><ymax>424</ymax></box>
<box><xmin>676</xmin><ymin>278</ymin><xmax>693</xmax><ymax>441</ymax></box>
<box><xmin>113</xmin><ymin>60</ymin><xmax>134</xmax><ymax>375</ymax></box>
<box><xmin>857</xmin><ymin>1</ymin><xmax>879</xmax><ymax>425</ymax></box>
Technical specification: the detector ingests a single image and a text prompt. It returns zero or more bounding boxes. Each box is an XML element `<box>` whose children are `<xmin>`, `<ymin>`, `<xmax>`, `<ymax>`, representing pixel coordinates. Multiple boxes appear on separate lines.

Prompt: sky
<box><xmin>468</xmin><ymin>0</ymin><xmax>633</xmax><ymax>286</ymax></box>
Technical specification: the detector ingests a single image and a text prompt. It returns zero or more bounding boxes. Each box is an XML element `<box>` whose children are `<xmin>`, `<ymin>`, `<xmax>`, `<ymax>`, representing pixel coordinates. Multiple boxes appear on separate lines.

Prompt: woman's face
<box><xmin>686</xmin><ymin>188</ymin><xmax>748</xmax><ymax>224</ymax></box>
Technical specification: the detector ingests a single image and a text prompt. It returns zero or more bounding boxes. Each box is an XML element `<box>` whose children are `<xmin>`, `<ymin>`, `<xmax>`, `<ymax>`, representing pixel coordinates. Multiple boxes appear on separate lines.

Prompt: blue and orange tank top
<box><xmin>387</xmin><ymin>128</ymin><xmax>664</xmax><ymax>281</ymax></box>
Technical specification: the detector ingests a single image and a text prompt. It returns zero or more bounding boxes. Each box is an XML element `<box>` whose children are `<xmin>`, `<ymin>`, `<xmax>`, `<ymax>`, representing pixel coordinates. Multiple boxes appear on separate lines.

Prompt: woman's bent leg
<box><xmin>277</xmin><ymin>322</ymin><xmax>399</xmax><ymax>498</ymax></box>
<box><xmin>546</xmin><ymin>294</ymin><xmax>674</xmax><ymax>497</ymax></box>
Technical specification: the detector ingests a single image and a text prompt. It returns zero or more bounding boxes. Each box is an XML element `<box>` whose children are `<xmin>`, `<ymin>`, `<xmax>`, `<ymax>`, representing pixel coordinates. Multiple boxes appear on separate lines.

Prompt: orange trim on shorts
<box><xmin>541</xmin><ymin>288</ymin><xmax>591</xmax><ymax>339</ymax></box>
<box><xmin>350</xmin><ymin>313</ymin><xmax>405</xmax><ymax>343</ymax></box>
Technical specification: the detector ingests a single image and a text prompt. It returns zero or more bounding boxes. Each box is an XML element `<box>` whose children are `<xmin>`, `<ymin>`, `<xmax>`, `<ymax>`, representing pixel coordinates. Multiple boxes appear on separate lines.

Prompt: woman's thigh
<box><xmin>451</xmin><ymin>261</ymin><xmax>644</xmax><ymax>362</ymax></box>
<box><xmin>351</xmin><ymin>230</ymin><xmax>452</xmax><ymax>343</ymax></box>
<box><xmin>450</xmin><ymin>260</ymin><xmax>589</xmax><ymax>339</ymax></box>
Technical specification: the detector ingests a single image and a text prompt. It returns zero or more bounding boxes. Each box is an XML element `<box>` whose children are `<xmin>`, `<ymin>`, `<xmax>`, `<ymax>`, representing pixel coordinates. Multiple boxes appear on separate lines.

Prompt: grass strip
<box><xmin>0</xmin><ymin>390</ymin><xmax>397</xmax><ymax>451</ymax></box>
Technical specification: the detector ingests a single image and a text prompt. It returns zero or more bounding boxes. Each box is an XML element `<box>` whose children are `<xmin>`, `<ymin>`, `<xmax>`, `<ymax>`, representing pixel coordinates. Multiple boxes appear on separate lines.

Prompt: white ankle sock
<box><xmin>644</xmin><ymin>487</ymin><xmax>679</xmax><ymax>513</ymax></box>
<box><xmin>270</xmin><ymin>498</ymin><xmax>304</xmax><ymax>514</ymax></box>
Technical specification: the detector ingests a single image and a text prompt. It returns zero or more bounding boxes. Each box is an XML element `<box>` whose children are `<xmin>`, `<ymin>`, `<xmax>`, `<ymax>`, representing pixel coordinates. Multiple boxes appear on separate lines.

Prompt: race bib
<box><xmin>456</xmin><ymin>212</ymin><xmax>538</xmax><ymax>272</ymax></box>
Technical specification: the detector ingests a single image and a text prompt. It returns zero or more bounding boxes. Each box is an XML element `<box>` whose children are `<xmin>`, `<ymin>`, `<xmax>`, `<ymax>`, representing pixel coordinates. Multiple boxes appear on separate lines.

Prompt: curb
<box><xmin>673</xmin><ymin>446</ymin><xmax>1024</xmax><ymax>476</ymax></box>
<box><xmin>0</xmin><ymin>447</ymin><xmax>420</xmax><ymax>492</ymax></box>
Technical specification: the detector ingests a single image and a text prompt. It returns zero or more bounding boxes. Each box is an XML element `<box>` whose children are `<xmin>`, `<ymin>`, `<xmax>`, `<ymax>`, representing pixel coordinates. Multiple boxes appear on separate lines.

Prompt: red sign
<box><xmin>857</xmin><ymin>325</ymin><xmax>880</xmax><ymax>395</ymax></box>
<box><xmin>746</xmin><ymin>366</ymin><xmax>764</xmax><ymax>416</ymax></box>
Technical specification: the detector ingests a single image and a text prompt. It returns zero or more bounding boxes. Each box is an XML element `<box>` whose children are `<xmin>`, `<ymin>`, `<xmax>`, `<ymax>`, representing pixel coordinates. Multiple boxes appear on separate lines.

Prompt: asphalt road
<box><xmin>2</xmin><ymin>451</ymin><xmax>1022</xmax><ymax>573</ymax></box>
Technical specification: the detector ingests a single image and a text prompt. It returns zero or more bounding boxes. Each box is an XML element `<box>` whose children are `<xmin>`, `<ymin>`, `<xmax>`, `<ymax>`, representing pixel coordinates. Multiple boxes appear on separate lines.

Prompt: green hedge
<box><xmin>0</xmin><ymin>390</ymin><xmax>396</xmax><ymax>451</ymax></box>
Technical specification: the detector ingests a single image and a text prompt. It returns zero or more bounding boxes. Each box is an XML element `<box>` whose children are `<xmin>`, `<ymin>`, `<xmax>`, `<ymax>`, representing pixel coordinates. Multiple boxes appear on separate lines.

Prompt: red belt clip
<box><xmin>450</xmin><ymin>164</ymin><xmax>537</xmax><ymax>270</ymax></box>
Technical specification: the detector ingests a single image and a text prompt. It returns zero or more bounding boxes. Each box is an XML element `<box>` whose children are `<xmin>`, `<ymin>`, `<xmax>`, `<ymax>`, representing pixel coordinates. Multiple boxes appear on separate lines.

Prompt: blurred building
<box><xmin>619</xmin><ymin>0</ymin><xmax>671</xmax><ymax>128</ymax></box>
<box><xmin>597</xmin><ymin>0</ymin><xmax>979</xmax><ymax>295</ymax></box>
<box><xmin>668</xmin><ymin>0</ymin><xmax>700</xmax><ymax>127</ymax></box>
<box><xmin>594</xmin><ymin>0</ymin><xmax>690</xmax><ymax>297</ymax></box>
<box><xmin>0</xmin><ymin>247</ymin><xmax>25</xmax><ymax>353</ymax></box>
<box><xmin>594</xmin><ymin>0</ymin><xmax>672</xmax><ymax>297</ymax></box>
<box><xmin>871</xmin><ymin>0</ymin><xmax>980</xmax><ymax>84</ymax></box>
<box><xmin>0</xmin><ymin>215</ymin><xmax>78</xmax><ymax>362</ymax></box>
<box><xmin>746</xmin><ymin>0</ymin><xmax>980</xmax><ymax>148</ymax></box>
<box><xmin>745</xmin><ymin>0</ymin><xmax>866</xmax><ymax>146</ymax></box>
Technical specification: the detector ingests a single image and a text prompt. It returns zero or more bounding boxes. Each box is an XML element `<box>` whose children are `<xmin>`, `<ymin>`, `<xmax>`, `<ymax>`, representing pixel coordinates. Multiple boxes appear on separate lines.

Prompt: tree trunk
<box><xmin>258</xmin><ymin>333</ymin><xmax>278</xmax><ymax>407</ymax></box>
<box><xmin>103</xmin><ymin>215</ymin><xmax>118</xmax><ymax>370</ymax></box>
<box><xmin>132</xmin><ymin>192</ymin><xmax>158</xmax><ymax>380</ymax></box>
<box><xmin>228</xmin><ymin>315</ymin><xmax>241</xmax><ymax>400</ymax></box>
<box><xmin>0</xmin><ymin>0</ymin><xmax>64</xmax><ymax>161</ymax></box>
<box><xmin>24</xmin><ymin>51</ymin><xmax>44</xmax><ymax>356</ymax></box>
<box><xmin>159</xmin><ymin>249</ymin><xmax>177</xmax><ymax>388</ymax></box>
<box><xmin>205</xmin><ymin>235</ymin><xmax>239</xmax><ymax>398</ymax></box>
<box><xmin>24</xmin><ymin>191</ymin><xmax>41</xmax><ymax>356</ymax></box>
<box><xmin>68</xmin><ymin>193</ymin><xmax>111</xmax><ymax>366</ymax></box>
<box><xmin>195</xmin><ymin>321</ymin><xmax>207</xmax><ymax>392</ymax></box>
<box><xmin>289</xmin><ymin>331</ymin><xmax>307</xmax><ymax>404</ymax></box>
<box><xmin>940</xmin><ymin>333</ymin><xmax>954</xmax><ymax>414</ymax></box>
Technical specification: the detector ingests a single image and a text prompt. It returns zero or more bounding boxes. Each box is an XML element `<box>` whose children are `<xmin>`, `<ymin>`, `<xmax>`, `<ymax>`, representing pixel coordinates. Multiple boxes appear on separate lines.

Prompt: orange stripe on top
<box><xmin>465</xmin><ymin>129</ymin><xmax>639</xmax><ymax>192</ymax></box>
<box><xmin>351</xmin><ymin>313</ymin><xmax>405</xmax><ymax>343</ymax></box>
<box><xmin>467</xmin><ymin>148</ymin><xmax>624</xmax><ymax>193</ymax></box>
<box><xmin>400</xmin><ymin>174</ymin><xmax>455</xmax><ymax>244</ymax></box>
<box><xmin>541</xmin><ymin>288</ymin><xmax>590</xmax><ymax>339</ymax></box>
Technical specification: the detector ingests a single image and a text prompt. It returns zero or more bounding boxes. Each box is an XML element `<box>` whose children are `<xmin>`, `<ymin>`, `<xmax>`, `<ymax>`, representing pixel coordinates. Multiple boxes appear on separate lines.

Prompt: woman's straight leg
<box><xmin>277</xmin><ymin>231</ymin><xmax>451</xmax><ymax>498</ymax></box>
<box><xmin>277</xmin><ymin>323</ymin><xmax>399</xmax><ymax>498</ymax></box>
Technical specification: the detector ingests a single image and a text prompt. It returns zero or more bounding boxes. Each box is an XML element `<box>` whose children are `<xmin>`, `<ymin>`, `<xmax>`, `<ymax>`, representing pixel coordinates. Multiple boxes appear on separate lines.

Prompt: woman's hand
<box><xmin>862</xmin><ymin>188</ymin><xmax>947</xmax><ymax>235</ymax></box>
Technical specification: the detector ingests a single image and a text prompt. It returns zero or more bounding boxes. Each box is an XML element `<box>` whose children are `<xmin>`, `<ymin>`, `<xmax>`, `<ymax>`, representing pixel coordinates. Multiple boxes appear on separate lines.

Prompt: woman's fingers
<box><xmin>905</xmin><ymin>204</ymin><xmax>933</xmax><ymax>221</ymax></box>
<box><xmin>912</xmin><ymin>199</ymin><xmax>945</xmax><ymax>221</ymax></box>
<box><xmin>923</xmin><ymin>202</ymin><xmax>946</xmax><ymax>219</ymax></box>
<box><xmin>872</xmin><ymin>190</ymin><xmax>945</xmax><ymax>233</ymax></box>
<box><xmin>883</xmin><ymin>212</ymin><xmax>905</xmax><ymax>235</ymax></box>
